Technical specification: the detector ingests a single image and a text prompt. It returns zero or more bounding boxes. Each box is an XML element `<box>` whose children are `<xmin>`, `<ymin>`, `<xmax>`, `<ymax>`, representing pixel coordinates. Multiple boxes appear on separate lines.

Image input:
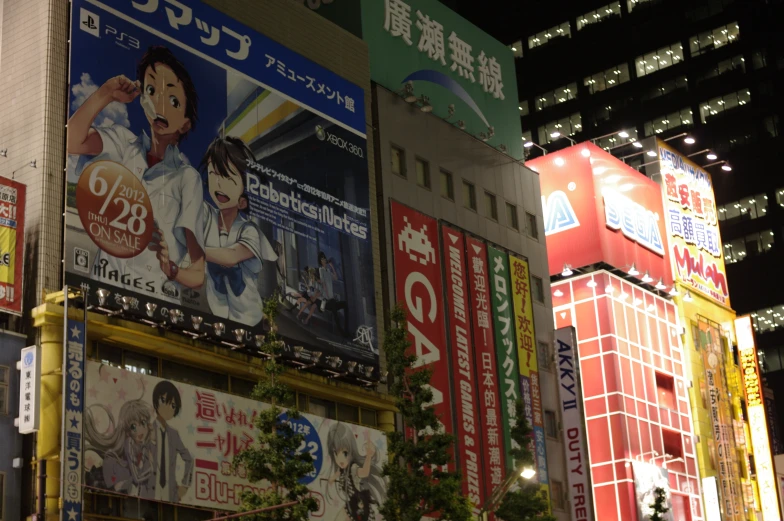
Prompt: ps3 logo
<box><xmin>106</xmin><ymin>26</ymin><xmax>140</xmax><ymax>50</ymax></box>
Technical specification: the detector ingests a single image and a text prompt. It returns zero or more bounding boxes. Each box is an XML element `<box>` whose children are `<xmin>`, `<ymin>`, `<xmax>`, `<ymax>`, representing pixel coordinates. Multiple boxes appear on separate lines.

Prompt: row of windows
<box><xmin>584</xmin><ymin>63</ymin><xmax>631</xmax><ymax>94</ymax></box>
<box><xmin>643</xmin><ymin>108</ymin><xmax>693</xmax><ymax>137</ymax></box>
<box><xmin>760</xmin><ymin>345</ymin><xmax>784</xmax><ymax>373</ymax></box>
<box><xmin>723</xmin><ymin>230</ymin><xmax>774</xmax><ymax>264</ymax></box>
<box><xmin>751</xmin><ymin>304</ymin><xmax>784</xmax><ymax>334</ymax></box>
<box><xmin>636</xmin><ymin>42</ymin><xmax>685</xmax><ymax>78</ymax></box>
<box><xmin>528</xmin><ymin>22</ymin><xmax>571</xmax><ymax>49</ymax></box>
<box><xmin>390</xmin><ymin>145</ymin><xmax>540</xmax><ymax>239</ymax></box>
<box><xmin>696</xmin><ymin>55</ymin><xmax>744</xmax><ymax>85</ymax></box>
<box><xmin>537</xmin><ymin>113</ymin><xmax>582</xmax><ymax>144</ymax></box>
<box><xmin>91</xmin><ymin>342</ymin><xmax>380</xmax><ymax>427</ymax></box>
<box><xmin>577</xmin><ymin>2</ymin><xmax>621</xmax><ymax>31</ymax></box>
<box><xmin>718</xmin><ymin>193</ymin><xmax>768</xmax><ymax>222</ymax></box>
<box><xmin>641</xmin><ymin>76</ymin><xmax>688</xmax><ymax>101</ymax></box>
<box><xmin>700</xmin><ymin>88</ymin><xmax>751</xmax><ymax>123</ymax></box>
<box><xmin>535</xmin><ymin>82</ymin><xmax>577</xmax><ymax>112</ymax></box>
<box><xmin>690</xmin><ymin>22</ymin><xmax>740</xmax><ymax>56</ymax></box>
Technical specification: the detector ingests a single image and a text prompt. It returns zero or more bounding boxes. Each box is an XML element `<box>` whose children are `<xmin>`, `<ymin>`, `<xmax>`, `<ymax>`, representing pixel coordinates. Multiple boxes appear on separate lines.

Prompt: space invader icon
<box><xmin>398</xmin><ymin>216</ymin><xmax>436</xmax><ymax>266</ymax></box>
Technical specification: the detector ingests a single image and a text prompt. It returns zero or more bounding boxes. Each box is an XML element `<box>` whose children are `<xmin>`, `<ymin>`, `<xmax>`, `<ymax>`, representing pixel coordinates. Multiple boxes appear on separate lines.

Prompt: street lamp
<box><xmin>550</xmin><ymin>131</ymin><xmax>577</xmax><ymax>145</ymax></box>
<box><xmin>524</xmin><ymin>141</ymin><xmax>548</xmax><ymax>155</ymax></box>
<box><xmin>479</xmin><ymin>465</ymin><xmax>537</xmax><ymax>521</ymax></box>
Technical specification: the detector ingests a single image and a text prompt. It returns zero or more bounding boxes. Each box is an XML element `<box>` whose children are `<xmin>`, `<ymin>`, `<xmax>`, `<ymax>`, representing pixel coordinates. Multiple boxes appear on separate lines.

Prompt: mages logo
<box><xmin>542</xmin><ymin>191</ymin><xmax>579</xmax><ymax>236</ymax></box>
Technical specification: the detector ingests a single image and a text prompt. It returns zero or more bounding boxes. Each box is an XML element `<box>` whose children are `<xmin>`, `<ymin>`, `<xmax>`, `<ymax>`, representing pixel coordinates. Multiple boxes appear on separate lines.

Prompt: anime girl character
<box><xmin>67</xmin><ymin>45</ymin><xmax>206</xmax><ymax>301</ymax></box>
<box><xmin>294</xmin><ymin>267</ymin><xmax>322</xmax><ymax>325</ymax></box>
<box><xmin>84</xmin><ymin>398</ymin><xmax>156</xmax><ymax>499</ymax></box>
<box><xmin>199</xmin><ymin>135</ymin><xmax>276</xmax><ymax>325</ymax></box>
<box><xmin>326</xmin><ymin>424</ymin><xmax>386</xmax><ymax>521</ymax></box>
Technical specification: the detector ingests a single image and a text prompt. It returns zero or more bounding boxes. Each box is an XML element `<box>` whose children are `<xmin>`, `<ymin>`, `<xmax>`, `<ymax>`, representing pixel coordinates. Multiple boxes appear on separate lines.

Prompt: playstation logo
<box><xmin>315</xmin><ymin>125</ymin><xmax>326</xmax><ymax>141</ymax></box>
<box><xmin>80</xmin><ymin>8</ymin><xmax>100</xmax><ymax>38</ymax></box>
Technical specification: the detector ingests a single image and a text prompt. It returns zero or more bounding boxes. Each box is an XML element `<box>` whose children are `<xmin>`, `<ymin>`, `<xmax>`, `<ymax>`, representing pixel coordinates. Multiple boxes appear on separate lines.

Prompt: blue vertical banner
<box><xmin>62</xmin><ymin>319</ymin><xmax>86</xmax><ymax>521</ymax></box>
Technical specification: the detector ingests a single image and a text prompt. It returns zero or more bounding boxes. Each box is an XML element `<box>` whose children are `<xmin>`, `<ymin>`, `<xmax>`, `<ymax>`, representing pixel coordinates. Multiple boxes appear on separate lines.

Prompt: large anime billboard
<box><xmin>65</xmin><ymin>0</ymin><xmax>377</xmax><ymax>372</ymax></box>
<box><xmin>82</xmin><ymin>361</ymin><xmax>388</xmax><ymax>517</ymax></box>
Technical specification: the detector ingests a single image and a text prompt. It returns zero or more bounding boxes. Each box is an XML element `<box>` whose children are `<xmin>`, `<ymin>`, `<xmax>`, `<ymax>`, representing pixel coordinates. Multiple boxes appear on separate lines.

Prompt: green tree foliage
<box><xmin>494</xmin><ymin>400</ymin><xmax>556</xmax><ymax>521</ymax></box>
<box><xmin>380</xmin><ymin>304</ymin><xmax>472</xmax><ymax>521</ymax></box>
<box><xmin>234</xmin><ymin>296</ymin><xmax>318</xmax><ymax>521</ymax></box>
<box><xmin>648</xmin><ymin>487</ymin><xmax>670</xmax><ymax>521</ymax></box>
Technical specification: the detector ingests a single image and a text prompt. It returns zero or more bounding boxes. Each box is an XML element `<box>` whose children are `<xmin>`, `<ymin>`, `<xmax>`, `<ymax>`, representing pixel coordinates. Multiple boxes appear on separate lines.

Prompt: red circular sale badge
<box><xmin>76</xmin><ymin>160</ymin><xmax>154</xmax><ymax>259</ymax></box>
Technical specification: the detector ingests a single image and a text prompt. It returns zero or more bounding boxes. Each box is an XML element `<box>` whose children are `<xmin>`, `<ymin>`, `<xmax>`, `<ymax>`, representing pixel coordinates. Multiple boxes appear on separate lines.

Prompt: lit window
<box><xmin>644</xmin><ymin>107</ymin><xmax>693</xmax><ymax>136</ymax></box>
<box><xmin>636</xmin><ymin>42</ymin><xmax>684</xmax><ymax>78</ymax></box>
<box><xmin>506</xmin><ymin>203</ymin><xmax>519</xmax><ymax>230</ymax></box>
<box><xmin>509</xmin><ymin>40</ymin><xmax>523</xmax><ymax>59</ymax></box>
<box><xmin>528</xmin><ymin>21</ymin><xmax>571</xmax><ymax>49</ymax></box>
<box><xmin>415</xmin><ymin>157</ymin><xmax>430</xmax><ymax>189</ymax></box>
<box><xmin>463</xmin><ymin>181</ymin><xmax>476</xmax><ymax>211</ymax></box>
<box><xmin>440</xmin><ymin>169</ymin><xmax>454</xmax><ymax>201</ymax></box>
<box><xmin>690</xmin><ymin>22</ymin><xmax>740</xmax><ymax>56</ymax></box>
<box><xmin>519</xmin><ymin>100</ymin><xmax>530</xmax><ymax>116</ymax></box>
<box><xmin>535</xmin><ymin>82</ymin><xmax>577</xmax><ymax>111</ymax></box>
<box><xmin>577</xmin><ymin>2</ymin><xmax>621</xmax><ymax>30</ymax></box>
<box><xmin>538</xmin><ymin>113</ymin><xmax>581</xmax><ymax>143</ymax></box>
<box><xmin>584</xmin><ymin>63</ymin><xmax>630</xmax><ymax>94</ymax></box>
<box><xmin>627</xmin><ymin>0</ymin><xmax>655</xmax><ymax>12</ymax></box>
<box><xmin>390</xmin><ymin>144</ymin><xmax>406</xmax><ymax>178</ymax></box>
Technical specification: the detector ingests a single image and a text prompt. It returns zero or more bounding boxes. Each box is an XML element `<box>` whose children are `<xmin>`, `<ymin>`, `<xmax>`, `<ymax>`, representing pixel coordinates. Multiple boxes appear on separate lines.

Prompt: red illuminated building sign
<box><xmin>528</xmin><ymin>143</ymin><xmax>672</xmax><ymax>287</ymax></box>
<box><xmin>551</xmin><ymin>271</ymin><xmax>702</xmax><ymax>521</ymax></box>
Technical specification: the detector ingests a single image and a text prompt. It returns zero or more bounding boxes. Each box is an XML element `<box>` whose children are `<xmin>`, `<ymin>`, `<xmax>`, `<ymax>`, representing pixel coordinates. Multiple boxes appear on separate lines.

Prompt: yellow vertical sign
<box><xmin>508</xmin><ymin>255</ymin><xmax>550</xmax><ymax>511</ymax></box>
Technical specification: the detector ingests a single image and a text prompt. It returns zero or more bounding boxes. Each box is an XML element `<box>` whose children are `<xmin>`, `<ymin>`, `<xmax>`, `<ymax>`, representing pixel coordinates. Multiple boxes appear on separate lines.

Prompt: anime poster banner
<box><xmin>487</xmin><ymin>245</ymin><xmax>519</xmax><ymax>472</ymax></box>
<box><xmin>465</xmin><ymin>236</ymin><xmax>505</xmax><ymax>492</ymax></box>
<box><xmin>0</xmin><ymin>178</ymin><xmax>25</xmax><ymax>315</ymax></box>
<box><xmin>440</xmin><ymin>225</ymin><xmax>483</xmax><ymax>510</ymax></box>
<box><xmin>657</xmin><ymin>141</ymin><xmax>729</xmax><ymax>306</ymax></box>
<box><xmin>389</xmin><ymin>201</ymin><xmax>454</xmax><ymax>461</ymax></box>
<box><xmin>62</xmin><ymin>320</ymin><xmax>86</xmax><ymax>521</ymax></box>
<box><xmin>632</xmin><ymin>461</ymin><xmax>673</xmax><ymax>521</ymax></box>
<box><xmin>65</xmin><ymin>0</ymin><xmax>377</xmax><ymax>373</ymax></box>
<box><xmin>83</xmin><ymin>361</ymin><xmax>388</xmax><ymax>518</ymax></box>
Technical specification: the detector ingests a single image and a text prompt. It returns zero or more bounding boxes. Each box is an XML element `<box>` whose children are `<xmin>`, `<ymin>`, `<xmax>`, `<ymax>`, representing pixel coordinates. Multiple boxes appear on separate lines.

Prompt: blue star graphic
<box><xmin>187</xmin><ymin>424</ymin><xmax>196</xmax><ymax>435</ymax></box>
<box><xmin>70</xmin><ymin>416</ymin><xmax>79</xmax><ymax>429</ymax></box>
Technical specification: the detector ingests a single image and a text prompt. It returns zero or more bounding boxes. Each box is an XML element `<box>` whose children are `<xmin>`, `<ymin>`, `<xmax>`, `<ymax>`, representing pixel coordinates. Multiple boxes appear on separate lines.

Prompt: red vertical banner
<box><xmin>441</xmin><ymin>225</ymin><xmax>483</xmax><ymax>510</ymax></box>
<box><xmin>465</xmin><ymin>236</ymin><xmax>506</xmax><ymax>502</ymax></box>
<box><xmin>390</xmin><ymin>201</ymin><xmax>454</xmax><ymax>465</ymax></box>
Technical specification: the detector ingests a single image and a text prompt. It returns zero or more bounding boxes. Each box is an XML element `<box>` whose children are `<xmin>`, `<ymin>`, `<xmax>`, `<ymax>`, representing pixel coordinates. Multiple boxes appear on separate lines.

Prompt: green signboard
<box><xmin>360</xmin><ymin>0</ymin><xmax>523</xmax><ymax>159</ymax></box>
<box><xmin>488</xmin><ymin>245</ymin><xmax>520</xmax><ymax>471</ymax></box>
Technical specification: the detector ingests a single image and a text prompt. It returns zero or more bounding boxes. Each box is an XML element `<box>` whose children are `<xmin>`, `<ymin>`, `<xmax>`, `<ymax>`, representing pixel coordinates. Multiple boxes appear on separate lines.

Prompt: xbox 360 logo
<box><xmin>315</xmin><ymin>125</ymin><xmax>326</xmax><ymax>141</ymax></box>
<box><xmin>316</xmin><ymin>124</ymin><xmax>364</xmax><ymax>158</ymax></box>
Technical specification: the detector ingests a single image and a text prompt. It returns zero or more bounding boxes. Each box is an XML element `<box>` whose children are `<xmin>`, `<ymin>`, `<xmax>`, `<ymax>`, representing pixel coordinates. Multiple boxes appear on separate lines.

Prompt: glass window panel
<box><xmin>463</xmin><ymin>181</ymin><xmax>476</xmax><ymax>210</ymax></box>
<box><xmin>97</xmin><ymin>343</ymin><xmax>122</xmax><ymax>368</ymax></box>
<box><xmin>309</xmin><ymin>396</ymin><xmax>336</xmax><ymax>419</ymax></box>
<box><xmin>415</xmin><ymin>158</ymin><xmax>430</xmax><ymax>189</ymax></box>
<box><xmin>231</xmin><ymin>377</ymin><xmax>257</xmax><ymax>399</ymax></box>
<box><xmin>124</xmin><ymin>351</ymin><xmax>158</xmax><ymax>376</ymax></box>
<box><xmin>532</xmin><ymin>276</ymin><xmax>545</xmax><ymax>303</ymax></box>
<box><xmin>485</xmin><ymin>192</ymin><xmax>498</xmax><ymax>220</ymax></box>
<box><xmin>570</xmin><ymin>113</ymin><xmax>582</xmax><ymax>133</ymax></box>
<box><xmin>729</xmin><ymin>237</ymin><xmax>746</xmax><ymax>261</ymax></box>
<box><xmin>506</xmin><ymin>203</ymin><xmax>519</xmax><ymax>230</ymax></box>
<box><xmin>526</xmin><ymin>212</ymin><xmax>539</xmax><ymax>239</ymax></box>
<box><xmin>519</xmin><ymin>100</ymin><xmax>530</xmax><ymax>116</ymax></box>
<box><xmin>337</xmin><ymin>403</ymin><xmax>359</xmax><ymax>423</ymax></box>
<box><xmin>763</xmin><ymin>230</ymin><xmax>774</xmax><ymax>251</ymax></box>
<box><xmin>162</xmin><ymin>360</ymin><xmax>229</xmax><ymax>390</ymax></box>
<box><xmin>510</xmin><ymin>40</ymin><xmax>523</xmax><ymax>59</ymax></box>
<box><xmin>440</xmin><ymin>170</ymin><xmax>454</xmax><ymax>200</ymax></box>
<box><xmin>361</xmin><ymin>408</ymin><xmax>378</xmax><ymax>427</ymax></box>
<box><xmin>390</xmin><ymin>145</ymin><xmax>405</xmax><ymax>177</ymax></box>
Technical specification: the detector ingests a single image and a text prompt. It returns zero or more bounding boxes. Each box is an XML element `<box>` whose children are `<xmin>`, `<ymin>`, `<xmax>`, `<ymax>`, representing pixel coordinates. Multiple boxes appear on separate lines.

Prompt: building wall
<box><xmin>0</xmin><ymin>330</ymin><xmax>27</xmax><ymax>521</ymax></box>
<box><xmin>372</xmin><ymin>85</ymin><xmax>569</xmax><ymax>520</ymax></box>
<box><xmin>552</xmin><ymin>271</ymin><xmax>702</xmax><ymax>521</ymax></box>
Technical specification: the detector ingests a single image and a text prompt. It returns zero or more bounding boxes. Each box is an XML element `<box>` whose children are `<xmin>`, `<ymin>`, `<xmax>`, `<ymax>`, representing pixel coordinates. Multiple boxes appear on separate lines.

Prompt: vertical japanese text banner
<box><xmin>488</xmin><ymin>245</ymin><xmax>520</xmax><ymax>472</ymax></box>
<box><xmin>390</xmin><ymin>201</ymin><xmax>454</xmax><ymax>466</ymax></box>
<box><xmin>466</xmin><ymin>236</ymin><xmax>505</xmax><ymax>497</ymax></box>
<box><xmin>508</xmin><ymin>255</ymin><xmax>549</xmax><ymax>506</ymax></box>
<box><xmin>62</xmin><ymin>320</ymin><xmax>86</xmax><ymax>521</ymax></box>
<box><xmin>441</xmin><ymin>225</ymin><xmax>484</xmax><ymax>512</ymax></box>
<box><xmin>735</xmin><ymin>316</ymin><xmax>781</xmax><ymax>521</ymax></box>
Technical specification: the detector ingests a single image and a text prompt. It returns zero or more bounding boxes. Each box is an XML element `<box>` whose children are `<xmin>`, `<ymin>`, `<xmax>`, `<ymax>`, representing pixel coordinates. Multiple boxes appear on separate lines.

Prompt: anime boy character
<box><xmin>84</xmin><ymin>398</ymin><xmax>156</xmax><ymax>499</ymax></box>
<box><xmin>67</xmin><ymin>45</ymin><xmax>205</xmax><ymax>302</ymax></box>
<box><xmin>198</xmin><ymin>135</ymin><xmax>276</xmax><ymax>325</ymax></box>
<box><xmin>318</xmin><ymin>252</ymin><xmax>350</xmax><ymax>338</ymax></box>
<box><xmin>151</xmin><ymin>380</ymin><xmax>193</xmax><ymax>503</ymax></box>
<box><xmin>326</xmin><ymin>424</ymin><xmax>386</xmax><ymax>521</ymax></box>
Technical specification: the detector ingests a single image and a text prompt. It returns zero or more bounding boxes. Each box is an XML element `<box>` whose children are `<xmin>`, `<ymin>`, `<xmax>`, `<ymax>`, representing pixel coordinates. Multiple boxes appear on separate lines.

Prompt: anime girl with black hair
<box><xmin>200</xmin><ymin>135</ymin><xmax>276</xmax><ymax>325</ymax></box>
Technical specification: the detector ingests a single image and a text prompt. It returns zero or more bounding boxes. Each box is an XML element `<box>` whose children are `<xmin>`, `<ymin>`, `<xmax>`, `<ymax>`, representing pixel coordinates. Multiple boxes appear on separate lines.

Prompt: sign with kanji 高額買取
<box><xmin>361</xmin><ymin>0</ymin><xmax>523</xmax><ymax>159</ymax></box>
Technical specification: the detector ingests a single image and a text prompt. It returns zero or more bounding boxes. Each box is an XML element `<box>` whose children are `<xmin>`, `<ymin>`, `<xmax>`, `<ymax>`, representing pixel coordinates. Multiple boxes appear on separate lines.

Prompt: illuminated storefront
<box><xmin>648</xmin><ymin>140</ymin><xmax>765</xmax><ymax>521</ymax></box>
<box><xmin>530</xmin><ymin>143</ymin><xmax>703</xmax><ymax>521</ymax></box>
